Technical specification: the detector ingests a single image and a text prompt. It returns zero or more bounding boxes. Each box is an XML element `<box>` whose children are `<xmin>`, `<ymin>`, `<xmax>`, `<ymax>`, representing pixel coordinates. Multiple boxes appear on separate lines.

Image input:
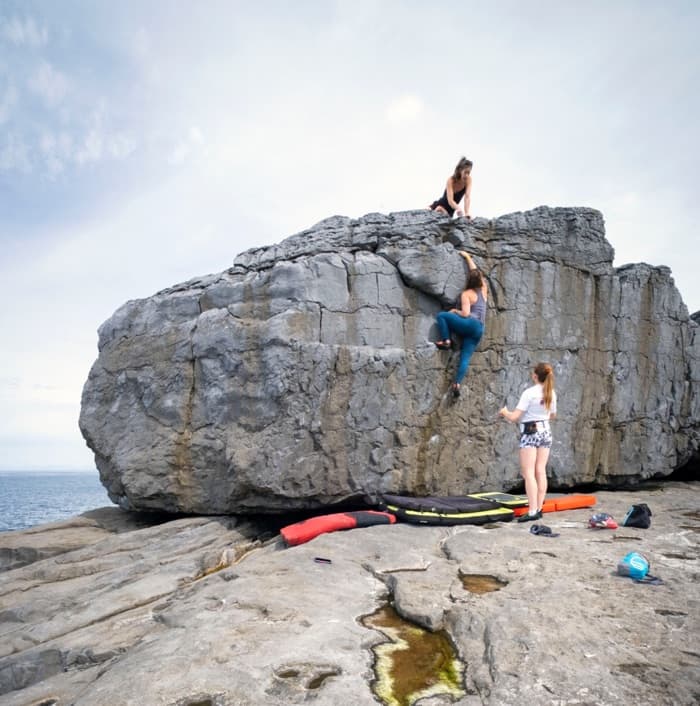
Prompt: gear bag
<box><xmin>617</xmin><ymin>551</ymin><xmax>649</xmax><ymax>579</ymax></box>
<box><xmin>616</xmin><ymin>551</ymin><xmax>664</xmax><ymax>585</ymax></box>
<box><xmin>622</xmin><ymin>503</ymin><xmax>652</xmax><ymax>529</ymax></box>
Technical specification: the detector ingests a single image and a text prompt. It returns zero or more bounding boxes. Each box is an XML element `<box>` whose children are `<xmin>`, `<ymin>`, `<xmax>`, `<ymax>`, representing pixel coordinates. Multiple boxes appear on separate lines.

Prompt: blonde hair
<box><xmin>534</xmin><ymin>362</ymin><xmax>555</xmax><ymax>411</ymax></box>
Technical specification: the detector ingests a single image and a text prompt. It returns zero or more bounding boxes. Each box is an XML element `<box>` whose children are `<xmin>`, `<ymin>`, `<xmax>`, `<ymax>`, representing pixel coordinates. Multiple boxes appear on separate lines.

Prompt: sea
<box><xmin>0</xmin><ymin>470</ymin><xmax>114</xmax><ymax>533</ymax></box>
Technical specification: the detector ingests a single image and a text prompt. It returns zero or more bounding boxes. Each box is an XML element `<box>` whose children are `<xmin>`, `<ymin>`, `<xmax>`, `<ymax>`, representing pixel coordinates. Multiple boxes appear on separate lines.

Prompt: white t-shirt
<box><xmin>516</xmin><ymin>383</ymin><xmax>557</xmax><ymax>423</ymax></box>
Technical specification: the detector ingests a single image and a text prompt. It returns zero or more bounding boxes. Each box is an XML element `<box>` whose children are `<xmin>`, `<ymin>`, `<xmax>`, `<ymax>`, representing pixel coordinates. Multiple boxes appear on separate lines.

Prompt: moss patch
<box><xmin>362</xmin><ymin>604</ymin><xmax>465</xmax><ymax>706</ymax></box>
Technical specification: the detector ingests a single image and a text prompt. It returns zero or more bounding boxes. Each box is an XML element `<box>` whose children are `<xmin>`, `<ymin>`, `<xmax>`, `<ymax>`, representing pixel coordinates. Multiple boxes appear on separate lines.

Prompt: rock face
<box><xmin>79</xmin><ymin>207</ymin><xmax>700</xmax><ymax>514</ymax></box>
<box><xmin>1</xmin><ymin>485</ymin><xmax>698</xmax><ymax>705</ymax></box>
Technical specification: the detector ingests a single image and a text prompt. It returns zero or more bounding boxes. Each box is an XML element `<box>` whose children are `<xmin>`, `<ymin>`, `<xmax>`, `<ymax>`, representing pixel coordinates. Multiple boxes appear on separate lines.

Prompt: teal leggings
<box><xmin>436</xmin><ymin>312</ymin><xmax>484</xmax><ymax>383</ymax></box>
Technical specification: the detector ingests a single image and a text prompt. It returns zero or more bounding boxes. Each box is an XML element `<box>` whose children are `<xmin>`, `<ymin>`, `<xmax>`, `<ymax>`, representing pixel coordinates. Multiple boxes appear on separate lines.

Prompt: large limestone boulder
<box><xmin>79</xmin><ymin>207</ymin><xmax>700</xmax><ymax>514</ymax></box>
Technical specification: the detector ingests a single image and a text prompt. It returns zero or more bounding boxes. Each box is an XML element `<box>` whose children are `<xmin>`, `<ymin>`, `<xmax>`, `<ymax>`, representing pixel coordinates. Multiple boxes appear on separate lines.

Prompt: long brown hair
<box><xmin>466</xmin><ymin>269</ymin><xmax>483</xmax><ymax>290</ymax></box>
<box><xmin>452</xmin><ymin>156</ymin><xmax>473</xmax><ymax>180</ymax></box>
<box><xmin>534</xmin><ymin>362</ymin><xmax>555</xmax><ymax>411</ymax></box>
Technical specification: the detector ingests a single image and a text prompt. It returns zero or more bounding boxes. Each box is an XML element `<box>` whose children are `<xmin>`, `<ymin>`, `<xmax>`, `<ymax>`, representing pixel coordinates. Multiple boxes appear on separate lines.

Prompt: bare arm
<box><xmin>458</xmin><ymin>251</ymin><xmax>476</xmax><ymax>270</ymax></box>
<box><xmin>448</xmin><ymin>289</ymin><xmax>473</xmax><ymax>317</ymax></box>
<box><xmin>462</xmin><ymin>174</ymin><xmax>472</xmax><ymax>218</ymax></box>
<box><xmin>459</xmin><ymin>289</ymin><xmax>473</xmax><ymax>317</ymax></box>
<box><xmin>459</xmin><ymin>250</ymin><xmax>488</xmax><ymax>300</ymax></box>
<box><xmin>499</xmin><ymin>406</ymin><xmax>523</xmax><ymax>423</ymax></box>
<box><xmin>501</xmin><ymin>408</ymin><xmax>556</xmax><ymax>421</ymax></box>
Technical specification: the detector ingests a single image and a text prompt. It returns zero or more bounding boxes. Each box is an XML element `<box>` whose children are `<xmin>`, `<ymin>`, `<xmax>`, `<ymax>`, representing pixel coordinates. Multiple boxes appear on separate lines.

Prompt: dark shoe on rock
<box><xmin>517</xmin><ymin>510</ymin><xmax>542</xmax><ymax>523</ymax></box>
<box><xmin>530</xmin><ymin>523</ymin><xmax>559</xmax><ymax>537</ymax></box>
<box><xmin>451</xmin><ymin>383</ymin><xmax>461</xmax><ymax>398</ymax></box>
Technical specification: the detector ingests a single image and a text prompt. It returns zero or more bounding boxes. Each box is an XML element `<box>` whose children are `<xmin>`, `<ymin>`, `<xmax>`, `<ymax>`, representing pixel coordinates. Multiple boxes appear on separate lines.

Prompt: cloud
<box><xmin>0</xmin><ymin>131</ymin><xmax>31</xmax><ymax>172</ymax></box>
<box><xmin>72</xmin><ymin>129</ymin><xmax>136</xmax><ymax>165</ymax></box>
<box><xmin>167</xmin><ymin>126</ymin><xmax>205</xmax><ymax>166</ymax></box>
<box><xmin>73</xmin><ymin>108</ymin><xmax>136</xmax><ymax>166</ymax></box>
<box><xmin>0</xmin><ymin>82</ymin><xmax>17</xmax><ymax>125</ymax></box>
<box><xmin>130</xmin><ymin>26</ymin><xmax>151</xmax><ymax>61</ymax></box>
<box><xmin>384</xmin><ymin>94</ymin><xmax>425</xmax><ymax>125</ymax></box>
<box><xmin>0</xmin><ymin>376</ymin><xmax>21</xmax><ymax>389</ymax></box>
<box><xmin>1</xmin><ymin>15</ymin><xmax>48</xmax><ymax>47</ymax></box>
<box><xmin>39</xmin><ymin>130</ymin><xmax>73</xmax><ymax>176</ymax></box>
<box><xmin>75</xmin><ymin>127</ymin><xmax>103</xmax><ymax>165</ymax></box>
<box><xmin>2</xmin><ymin>122</ymin><xmax>135</xmax><ymax>176</ymax></box>
<box><xmin>107</xmin><ymin>133</ymin><xmax>137</xmax><ymax>160</ymax></box>
<box><xmin>29</xmin><ymin>60</ymin><xmax>69</xmax><ymax>107</ymax></box>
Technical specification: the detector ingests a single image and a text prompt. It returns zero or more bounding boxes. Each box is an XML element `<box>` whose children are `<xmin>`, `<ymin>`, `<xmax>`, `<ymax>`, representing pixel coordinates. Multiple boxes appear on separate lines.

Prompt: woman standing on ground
<box><xmin>434</xmin><ymin>251</ymin><xmax>487</xmax><ymax>398</ymax></box>
<box><xmin>428</xmin><ymin>157</ymin><xmax>473</xmax><ymax>218</ymax></box>
<box><xmin>498</xmin><ymin>363</ymin><xmax>557</xmax><ymax>522</ymax></box>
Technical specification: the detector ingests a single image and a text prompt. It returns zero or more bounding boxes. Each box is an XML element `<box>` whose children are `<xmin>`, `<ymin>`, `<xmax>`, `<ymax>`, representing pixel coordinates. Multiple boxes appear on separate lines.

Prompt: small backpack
<box><xmin>588</xmin><ymin>512</ymin><xmax>618</xmax><ymax>529</ymax></box>
<box><xmin>616</xmin><ymin>551</ymin><xmax>664</xmax><ymax>585</ymax></box>
<box><xmin>617</xmin><ymin>551</ymin><xmax>649</xmax><ymax>579</ymax></box>
<box><xmin>622</xmin><ymin>503</ymin><xmax>652</xmax><ymax>529</ymax></box>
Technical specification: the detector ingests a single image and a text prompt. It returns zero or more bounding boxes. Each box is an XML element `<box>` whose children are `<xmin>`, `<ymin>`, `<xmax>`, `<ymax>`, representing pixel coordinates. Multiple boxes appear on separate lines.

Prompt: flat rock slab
<box><xmin>0</xmin><ymin>483</ymin><xmax>698</xmax><ymax>705</ymax></box>
<box><xmin>0</xmin><ymin>507</ymin><xmax>167</xmax><ymax>572</ymax></box>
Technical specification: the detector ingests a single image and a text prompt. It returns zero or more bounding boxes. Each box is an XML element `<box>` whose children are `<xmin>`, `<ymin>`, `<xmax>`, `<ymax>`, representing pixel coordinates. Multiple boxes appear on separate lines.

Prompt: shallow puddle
<box><xmin>362</xmin><ymin>604</ymin><xmax>465</xmax><ymax>706</ymax></box>
<box><xmin>460</xmin><ymin>573</ymin><xmax>508</xmax><ymax>594</ymax></box>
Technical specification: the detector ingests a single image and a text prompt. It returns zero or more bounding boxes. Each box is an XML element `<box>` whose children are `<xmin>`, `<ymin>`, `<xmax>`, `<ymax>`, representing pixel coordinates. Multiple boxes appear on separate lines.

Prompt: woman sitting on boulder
<box><xmin>428</xmin><ymin>157</ymin><xmax>473</xmax><ymax>218</ymax></box>
<box><xmin>498</xmin><ymin>363</ymin><xmax>558</xmax><ymax>523</ymax></box>
<box><xmin>434</xmin><ymin>251</ymin><xmax>487</xmax><ymax>397</ymax></box>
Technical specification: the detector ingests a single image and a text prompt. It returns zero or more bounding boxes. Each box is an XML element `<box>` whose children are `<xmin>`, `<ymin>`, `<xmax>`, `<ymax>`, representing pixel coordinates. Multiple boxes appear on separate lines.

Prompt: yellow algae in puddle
<box><xmin>460</xmin><ymin>573</ymin><xmax>508</xmax><ymax>594</ymax></box>
<box><xmin>362</xmin><ymin>604</ymin><xmax>465</xmax><ymax>706</ymax></box>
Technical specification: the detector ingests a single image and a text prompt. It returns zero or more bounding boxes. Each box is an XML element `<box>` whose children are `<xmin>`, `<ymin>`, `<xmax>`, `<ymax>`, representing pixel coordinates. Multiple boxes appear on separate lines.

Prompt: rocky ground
<box><xmin>0</xmin><ymin>482</ymin><xmax>698</xmax><ymax>706</ymax></box>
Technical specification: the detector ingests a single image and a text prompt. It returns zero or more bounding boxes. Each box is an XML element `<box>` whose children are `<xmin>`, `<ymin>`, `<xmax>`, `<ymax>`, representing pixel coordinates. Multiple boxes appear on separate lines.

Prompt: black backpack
<box><xmin>622</xmin><ymin>503</ymin><xmax>652</xmax><ymax>529</ymax></box>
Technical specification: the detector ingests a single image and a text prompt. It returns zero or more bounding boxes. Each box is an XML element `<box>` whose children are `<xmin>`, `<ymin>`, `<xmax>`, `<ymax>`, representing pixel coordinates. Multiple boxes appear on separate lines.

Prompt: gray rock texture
<box><xmin>1</xmin><ymin>484</ymin><xmax>698</xmax><ymax>705</ymax></box>
<box><xmin>79</xmin><ymin>207</ymin><xmax>700</xmax><ymax>514</ymax></box>
<box><xmin>0</xmin><ymin>509</ymin><xmax>156</xmax><ymax>572</ymax></box>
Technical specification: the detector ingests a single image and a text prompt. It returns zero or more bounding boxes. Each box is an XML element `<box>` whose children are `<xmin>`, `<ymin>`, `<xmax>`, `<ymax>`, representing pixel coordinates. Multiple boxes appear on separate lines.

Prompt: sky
<box><xmin>1</xmin><ymin>0</ymin><xmax>698</xmax><ymax>471</ymax></box>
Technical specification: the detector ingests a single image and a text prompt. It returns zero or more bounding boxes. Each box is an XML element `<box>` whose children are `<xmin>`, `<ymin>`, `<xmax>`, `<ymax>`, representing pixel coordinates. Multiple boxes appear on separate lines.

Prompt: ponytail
<box><xmin>534</xmin><ymin>362</ymin><xmax>555</xmax><ymax>411</ymax></box>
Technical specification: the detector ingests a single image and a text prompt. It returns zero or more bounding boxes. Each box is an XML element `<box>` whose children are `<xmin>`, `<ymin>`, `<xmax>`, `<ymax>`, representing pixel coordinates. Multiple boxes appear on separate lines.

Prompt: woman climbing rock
<box><xmin>433</xmin><ymin>251</ymin><xmax>487</xmax><ymax>398</ymax></box>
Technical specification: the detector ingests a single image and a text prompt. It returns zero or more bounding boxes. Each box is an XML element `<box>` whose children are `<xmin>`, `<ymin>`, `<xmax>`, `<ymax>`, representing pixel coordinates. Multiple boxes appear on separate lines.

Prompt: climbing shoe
<box><xmin>517</xmin><ymin>510</ymin><xmax>542</xmax><ymax>523</ymax></box>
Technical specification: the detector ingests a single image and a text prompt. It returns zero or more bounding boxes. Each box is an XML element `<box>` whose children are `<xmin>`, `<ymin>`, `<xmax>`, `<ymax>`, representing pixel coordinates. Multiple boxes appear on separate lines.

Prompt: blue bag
<box><xmin>622</xmin><ymin>503</ymin><xmax>652</xmax><ymax>528</ymax></box>
<box><xmin>617</xmin><ymin>551</ymin><xmax>649</xmax><ymax>580</ymax></box>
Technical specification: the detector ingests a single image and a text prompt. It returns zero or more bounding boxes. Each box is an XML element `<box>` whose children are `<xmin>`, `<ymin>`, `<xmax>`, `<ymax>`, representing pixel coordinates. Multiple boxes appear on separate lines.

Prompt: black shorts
<box><xmin>430</xmin><ymin>197</ymin><xmax>454</xmax><ymax>216</ymax></box>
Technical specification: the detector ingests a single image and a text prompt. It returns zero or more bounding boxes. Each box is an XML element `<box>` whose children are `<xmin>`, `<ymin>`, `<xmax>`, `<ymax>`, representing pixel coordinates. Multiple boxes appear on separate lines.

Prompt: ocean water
<box><xmin>0</xmin><ymin>471</ymin><xmax>114</xmax><ymax>532</ymax></box>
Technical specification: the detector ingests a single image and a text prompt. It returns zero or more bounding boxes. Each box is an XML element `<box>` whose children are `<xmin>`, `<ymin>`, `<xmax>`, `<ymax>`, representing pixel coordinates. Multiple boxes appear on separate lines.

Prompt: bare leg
<box><xmin>519</xmin><ymin>447</ymin><xmax>538</xmax><ymax>515</ymax></box>
<box><xmin>534</xmin><ymin>447</ymin><xmax>550</xmax><ymax>510</ymax></box>
<box><xmin>433</xmin><ymin>205</ymin><xmax>449</xmax><ymax>215</ymax></box>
